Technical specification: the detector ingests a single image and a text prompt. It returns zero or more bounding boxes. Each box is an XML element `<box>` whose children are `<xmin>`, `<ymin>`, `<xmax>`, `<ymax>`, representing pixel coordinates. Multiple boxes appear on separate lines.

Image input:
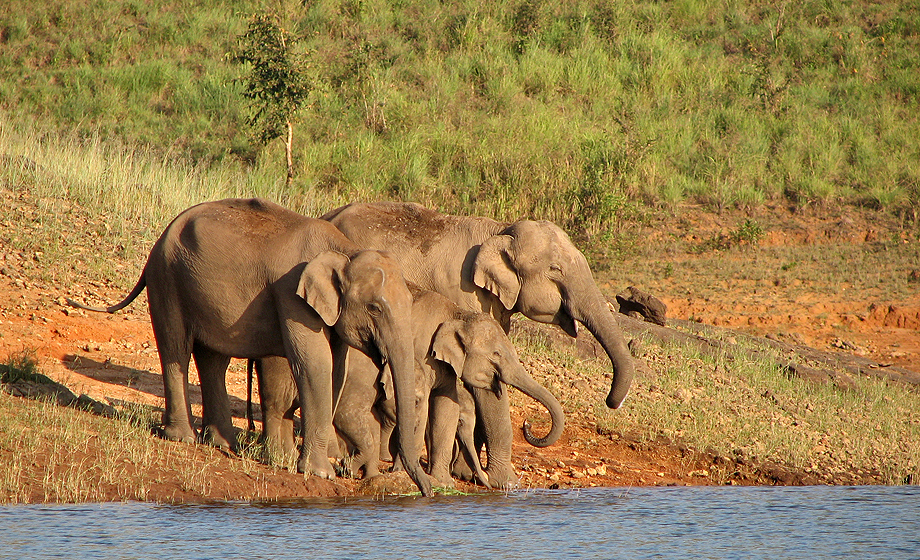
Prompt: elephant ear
<box><xmin>297</xmin><ymin>251</ymin><xmax>350</xmax><ymax>327</ymax></box>
<box><xmin>431</xmin><ymin>319</ymin><xmax>467</xmax><ymax>380</ymax></box>
<box><xmin>473</xmin><ymin>234</ymin><xmax>520</xmax><ymax>311</ymax></box>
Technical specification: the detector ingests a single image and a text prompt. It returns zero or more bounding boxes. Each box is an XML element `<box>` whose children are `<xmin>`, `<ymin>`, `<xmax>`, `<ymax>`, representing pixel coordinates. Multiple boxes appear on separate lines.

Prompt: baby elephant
<box><xmin>335</xmin><ymin>287</ymin><xmax>565</xmax><ymax>488</ymax></box>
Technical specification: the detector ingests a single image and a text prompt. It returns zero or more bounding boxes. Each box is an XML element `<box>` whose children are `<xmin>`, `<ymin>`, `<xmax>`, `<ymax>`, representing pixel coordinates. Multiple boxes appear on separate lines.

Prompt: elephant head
<box><xmin>298</xmin><ymin>250</ymin><xmax>427</xmax><ymax>491</ymax></box>
<box><xmin>472</xmin><ymin>220</ymin><xmax>635</xmax><ymax>409</ymax></box>
<box><xmin>430</xmin><ymin>312</ymin><xmax>564</xmax><ymax>448</ymax></box>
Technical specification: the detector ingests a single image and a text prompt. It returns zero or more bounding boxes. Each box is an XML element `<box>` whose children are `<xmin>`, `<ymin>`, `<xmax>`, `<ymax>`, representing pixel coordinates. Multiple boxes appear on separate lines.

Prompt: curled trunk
<box><xmin>506</xmin><ymin>364</ymin><xmax>565</xmax><ymax>448</ymax></box>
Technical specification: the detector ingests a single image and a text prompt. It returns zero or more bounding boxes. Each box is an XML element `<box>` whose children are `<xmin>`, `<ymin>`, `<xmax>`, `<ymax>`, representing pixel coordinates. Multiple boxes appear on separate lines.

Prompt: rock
<box><xmin>628</xmin><ymin>338</ymin><xmax>644</xmax><ymax>357</ymax></box>
<box><xmin>615</xmin><ymin>287</ymin><xmax>668</xmax><ymax>326</ymax></box>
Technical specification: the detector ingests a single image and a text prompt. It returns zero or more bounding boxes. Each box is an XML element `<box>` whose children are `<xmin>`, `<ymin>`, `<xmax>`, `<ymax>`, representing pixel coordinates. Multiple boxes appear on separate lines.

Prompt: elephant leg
<box><xmin>428</xmin><ymin>390</ymin><xmax>460</xmax><ymax>488</ymax></box>
<box><xmin>378</xmin><ymin>415</ymin><xmax>396</xmax><ymax>463</ymax></box>
<box><xmin>256</xmin><ymin>356</ymin><xmax>298</xmax><ymax>466</ymax></box>
<box><xmin>149</xmin><ymin>304</ymin><xmax>195</xmax><ymax>443</ymax></box>
<box><xmin>281</xmin><ymin>320</ymin><xmax>337</xmax><ymax>480</ymax></box>
<box><xmin>334</xmin><ymin>352</ymin><xmax>382</xmax><ymax>479</ymax></box>
<box><xmin>335</xmin><ymin>410</ymin><xmax>382</xmax><ymax>479</ymax></box>
<box><xmin>462</xmin><ymin>386</ymin><xmax>518</xmax><ymax>490</ymax></box>
<box><xmin>193</xmin><ymin>343</ymin><xmax>236</xmax><ymax>451</ymax></box>
<box><xmin>382</xmin><ymin>390</ymin><xmax>427</xmax><ymax>474</ymax></box>
<box><xmin>456</xmin><ymin>387</ymin><xmax>491</xmax><ymax>488</ymax></box>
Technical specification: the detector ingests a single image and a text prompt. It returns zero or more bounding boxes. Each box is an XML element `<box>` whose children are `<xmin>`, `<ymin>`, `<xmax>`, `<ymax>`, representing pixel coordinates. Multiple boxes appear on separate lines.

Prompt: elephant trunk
<box><xmin>468</xmin><ymin>386</ymin><xmax>516</xmax><ymax>489</ymax></box>
<box><xmin>569</xmin><ymin>286</ymin><xmax>635</xmax><ymax>409</ymax></box>
<box><xmin>387</xmin><ymin>334</ymin><xmax>433</xmax><ymax>497</ymax></box>
<box><xmin>506</xmin><ymin>364</ymin><xmax>565</xmax><ymax>448</ymax></box>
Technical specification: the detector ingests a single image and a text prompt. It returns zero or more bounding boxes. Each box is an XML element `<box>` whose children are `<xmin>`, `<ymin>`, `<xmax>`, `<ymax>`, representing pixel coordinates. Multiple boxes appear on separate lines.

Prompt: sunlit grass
<box><xmin>2</xmin><ymin>0</ymin><xmax>917</xmax><ymax>245</ymax></box>
<box><xmin>512</xmin><ymin>328</ymin><xmax>920</xmax><ymax>486</ymax></box>
<box><xmin>0</xmin><ymin>381</ymin><xmax>276</xmax><ymax>504</ymax></box>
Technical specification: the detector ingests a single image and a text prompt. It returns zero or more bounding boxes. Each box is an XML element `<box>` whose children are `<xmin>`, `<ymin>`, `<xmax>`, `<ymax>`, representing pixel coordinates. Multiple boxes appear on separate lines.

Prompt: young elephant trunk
<box><xmin>505</xmin><ymin>364</ymin><xmax>565</xmax><ymax>448</ymax></box>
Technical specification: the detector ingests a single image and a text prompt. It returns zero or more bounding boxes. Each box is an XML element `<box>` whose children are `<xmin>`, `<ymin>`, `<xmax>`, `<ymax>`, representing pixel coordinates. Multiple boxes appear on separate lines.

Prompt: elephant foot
<box><xmin>430</xmin><ymin>470</ymin><xmax>456</xmax><ymax>489</ymax></box>
<box><xmin>484</xmin><ymin>466</ymin><xmax>519</xmax><ymax>490</ymax></box>
<box><xmin>335</xmin><ymin>457</ymin><xmax>377</xmax><ymax>479</ymax></box>
<box><xmin>162</xmin><ymin>423</ymin><xmax>196</xmax><ymax>444</ymax></box>
<box><xmin>451</xmin><ymin>457</ymin><xmax>475</xmax><ymax>482</ymax></box>
<box><xmin>298</xmin><ymin>455</ymin><xmax>336</xmax><ymax>480</ymax></box>
<box><xmin>262</xmin><ymin>447</ymin><xmax>297</xmax><ymax>469</ymax></box>
<box><xmin>201</xmin><ymin>425</ymin><xmax>240</xmax><ymax>453</ymax></box>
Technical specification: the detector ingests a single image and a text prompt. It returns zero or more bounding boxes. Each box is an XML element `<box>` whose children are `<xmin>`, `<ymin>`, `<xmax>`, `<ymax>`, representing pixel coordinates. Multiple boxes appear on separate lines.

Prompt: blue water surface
<box><xmin>2</xmin><ymin>485</ymin><xmax>918</xmax><ymax>559</ymax></box>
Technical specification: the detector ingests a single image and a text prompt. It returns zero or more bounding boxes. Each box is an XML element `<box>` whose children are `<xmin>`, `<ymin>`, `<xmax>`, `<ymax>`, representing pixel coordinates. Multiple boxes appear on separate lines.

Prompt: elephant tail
<box><xmin>66</xmin><ymin>273</ymin><xmax>147</xmax><ymax>314</ymax></box>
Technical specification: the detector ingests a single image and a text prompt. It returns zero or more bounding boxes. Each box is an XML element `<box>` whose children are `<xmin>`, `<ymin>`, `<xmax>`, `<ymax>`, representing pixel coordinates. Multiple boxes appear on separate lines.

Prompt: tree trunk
<box><xmin>285</xmin><ymin>120</ymin><xmax>294</xmax><ymax>188</ymax></box>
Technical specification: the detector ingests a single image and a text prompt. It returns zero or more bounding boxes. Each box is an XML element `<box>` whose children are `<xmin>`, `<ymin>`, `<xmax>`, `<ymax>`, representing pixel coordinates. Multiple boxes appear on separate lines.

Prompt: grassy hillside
<box><xmin>2</xmin><ymin>0</ymin><xmax>919</xmax><ymax>246</ymax></box>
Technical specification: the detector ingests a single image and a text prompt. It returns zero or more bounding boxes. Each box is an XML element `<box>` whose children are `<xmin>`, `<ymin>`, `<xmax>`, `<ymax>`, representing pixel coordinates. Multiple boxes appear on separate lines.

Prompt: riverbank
<box><xmin>2</xmin><ymin>191</ymin><xmax>917</xmax><ymax>503</ymax></box>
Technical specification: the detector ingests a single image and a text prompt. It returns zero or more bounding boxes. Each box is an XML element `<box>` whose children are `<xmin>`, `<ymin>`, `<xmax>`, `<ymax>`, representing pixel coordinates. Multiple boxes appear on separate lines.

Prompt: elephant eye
<box><xmin>366</xmin><ymin>302</ymin><xmax>383</xmax><ymax>316</ymax></box>
<box><xmin>549</xmin><ymin>263</ymin><xmax>562</xmax><ymax>272</ymax></box>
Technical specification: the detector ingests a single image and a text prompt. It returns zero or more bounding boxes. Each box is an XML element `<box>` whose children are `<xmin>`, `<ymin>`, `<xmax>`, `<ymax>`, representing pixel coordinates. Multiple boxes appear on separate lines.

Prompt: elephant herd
<box><xmin>71</xmin><ymin>199</ymin><xmax>635</xmax><ymax>496</ymax></box>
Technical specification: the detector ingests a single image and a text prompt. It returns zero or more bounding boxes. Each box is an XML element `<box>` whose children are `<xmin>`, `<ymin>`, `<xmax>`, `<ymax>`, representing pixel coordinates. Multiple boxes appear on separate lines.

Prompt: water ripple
<box><xmin>1</xmin><ymin>486</ymin><xmax>918</xmax><ymax>559</ymax></box>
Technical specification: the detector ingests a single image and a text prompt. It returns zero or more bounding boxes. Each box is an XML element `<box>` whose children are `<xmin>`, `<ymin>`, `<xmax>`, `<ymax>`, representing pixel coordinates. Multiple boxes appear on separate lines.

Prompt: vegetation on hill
<box><xmin>2</xmin><ymin>0</ymin><xmax>918</xmax><ymax>249</ymax></box>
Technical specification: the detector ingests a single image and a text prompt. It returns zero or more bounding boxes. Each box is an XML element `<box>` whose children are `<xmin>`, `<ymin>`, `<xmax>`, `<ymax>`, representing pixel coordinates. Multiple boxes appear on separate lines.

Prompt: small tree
<box><xmin>232</xmin><ymin>12</ymin><xmax>310</xmax><ymax>187</ymax></box>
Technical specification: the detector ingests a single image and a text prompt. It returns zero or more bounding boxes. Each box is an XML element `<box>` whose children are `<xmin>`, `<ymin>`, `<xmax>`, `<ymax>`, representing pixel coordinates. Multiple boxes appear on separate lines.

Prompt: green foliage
<box><xmin>230</xmin><ymin>12</ymin><xmax>311</xmax><ymax>146</ymax></box>
<box><xmin>2</xmin><ymin>0</ymin><xmax>919</xmax><ymax>236</ymax></box>
<box><xmin>0</xmin><ymin>351</ymin><xmax>41</xmax><ymax>384</ymax></box>
<box><xmin>731</xmin><ymin>218</ymin><xmax>765</xmax><ymax>245</ymax></box>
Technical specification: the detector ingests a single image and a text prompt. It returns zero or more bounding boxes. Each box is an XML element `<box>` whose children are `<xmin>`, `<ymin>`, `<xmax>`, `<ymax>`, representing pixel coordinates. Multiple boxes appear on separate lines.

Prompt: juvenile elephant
<box><xmin>322</xmin><ymin>201</ymin><xmax>635</xmax><ymax>487</ymax></box>
<box><xmin>68</xmin><ymin>198</ymin><xmax>431</xmax><ymax>496</ymax></box>
<box><xmin>336</xmin><ymin>288</ymin><xmax>565</xmax><ymax>488</ymax></box>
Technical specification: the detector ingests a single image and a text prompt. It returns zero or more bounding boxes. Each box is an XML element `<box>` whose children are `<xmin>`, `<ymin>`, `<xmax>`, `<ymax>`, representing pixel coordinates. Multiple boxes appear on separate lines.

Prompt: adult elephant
<box><xmin>69</xmin><ymin>198</ymin><xmax>431</xmax><ymax>496</ymax></box>
<box><xmin>322</xmin><ymin>201</ymin><xmax>635</xmax><ymax>487</ymax></box>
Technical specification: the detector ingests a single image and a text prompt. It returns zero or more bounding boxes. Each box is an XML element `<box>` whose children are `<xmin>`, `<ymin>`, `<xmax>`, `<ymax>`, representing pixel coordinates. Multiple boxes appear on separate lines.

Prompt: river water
<box><xmin>2</xmin><ymin>486</ymin><xmax>918</xmax><ymax>559</ymax></box>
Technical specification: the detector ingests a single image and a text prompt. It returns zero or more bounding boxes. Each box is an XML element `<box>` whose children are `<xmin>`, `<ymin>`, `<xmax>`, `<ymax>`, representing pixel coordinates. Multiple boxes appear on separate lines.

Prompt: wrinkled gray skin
<box><xmin>254</xmin><ymin>288</ymin><xmax>565</xmax><ymax>489</ymax></box>
<box><xmin>340</xmin><ymin>288</ymin><xmax>564</xmax><ymax>487</ymax></box>
<box><xmin>69</xmin><ymin>198</ymin><xmax>431</xmax><ymax>496</ymax></box>
<box><xmin>322</xmin><ymin>201</ymin><xmax>635</xmax><ymax>488</ymax></box>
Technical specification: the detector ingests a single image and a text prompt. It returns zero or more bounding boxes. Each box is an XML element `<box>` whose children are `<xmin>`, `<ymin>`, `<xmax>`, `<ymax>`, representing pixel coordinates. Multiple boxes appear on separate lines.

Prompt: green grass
<box><xmin>0</xmin><ymin>356</ymin><xmax>280</xmax><ymax>503</ymax></box>
<box><xmin>0</xmin><ymin>351</ymin><xmax>41</xmax><ymax>384</ymax></box>
<box><xmin>512</xmin><ymin>329</ymin><xmax>920</xmax><ymax>485</ymax></box>
<box><xmin>2</xmin><ymin>0</ymin><xmax>918</xmax><ymax>254</ymax></box>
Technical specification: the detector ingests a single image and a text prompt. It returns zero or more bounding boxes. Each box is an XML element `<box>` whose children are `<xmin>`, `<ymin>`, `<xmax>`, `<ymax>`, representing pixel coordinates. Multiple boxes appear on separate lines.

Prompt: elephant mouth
<box><xmin>362</xmin><ymin>341</ymin><xmax>385</xmax><ymax>369</ymax></box>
